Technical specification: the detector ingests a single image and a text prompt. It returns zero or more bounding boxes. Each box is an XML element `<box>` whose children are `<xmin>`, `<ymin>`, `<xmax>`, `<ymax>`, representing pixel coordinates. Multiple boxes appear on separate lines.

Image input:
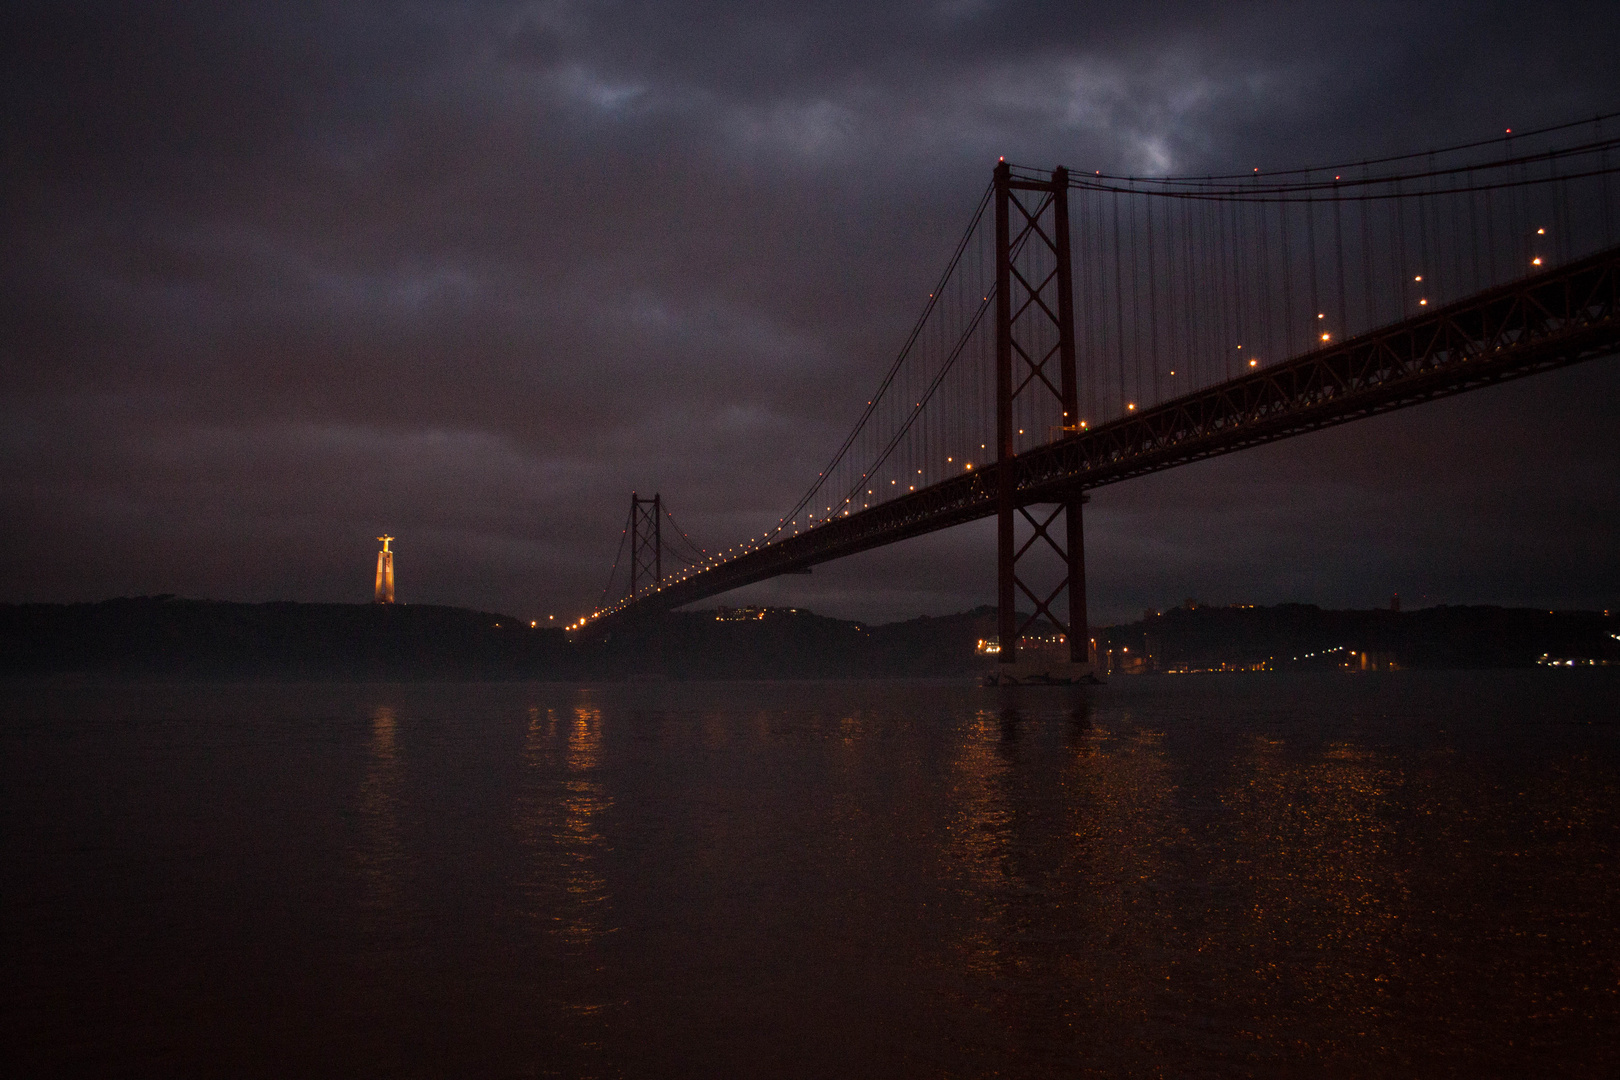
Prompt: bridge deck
<box><xmin>590</xmin><ymin>244</ymin><xmax>1620</xmax><ymax>628</ymax></box>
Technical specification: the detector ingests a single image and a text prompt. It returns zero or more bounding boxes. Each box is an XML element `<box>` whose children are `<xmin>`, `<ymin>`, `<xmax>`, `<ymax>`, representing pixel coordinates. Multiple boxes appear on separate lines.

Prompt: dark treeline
<box><xmin>2</xmin><ymin>597</ymin><xmax>1615</xmax><ymax>681</ymax></box>
<box><xmin>0</xmin><ymin>598</ymin><xmax>568</xmax><ymax>680</ymax></box>
<box><xmin>0</xmin><ymin>597</ymin><xmax>998</xmax><ymax>681</ymax></box>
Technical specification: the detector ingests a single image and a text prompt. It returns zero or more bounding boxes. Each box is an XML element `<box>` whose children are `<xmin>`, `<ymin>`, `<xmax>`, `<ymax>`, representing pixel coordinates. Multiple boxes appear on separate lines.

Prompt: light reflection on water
<box><xmin>515</xmin><ymin>698</ymin><xmax>616</xmax><ymax>1030</ymax></box>
<box><xmin>2</xmin><ymin>673</ymin><xmax>1617</xmax><ymax>1077</ymax></box>
<box><xmin>355</xmin><ymin>704</ymin><xmax>404</xmax><ymax>912</ymax></box>
<box><xmin>560</xmin><ymin>702</ymin><xmax>613</xmax><ymax>951</ymax></box>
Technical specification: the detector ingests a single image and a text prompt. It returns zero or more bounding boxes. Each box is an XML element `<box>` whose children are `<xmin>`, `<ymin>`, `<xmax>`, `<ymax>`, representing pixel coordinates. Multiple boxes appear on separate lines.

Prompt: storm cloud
<box><xmin>3</xmin><ymin>1</ymin><xmax>1618</xmax><ymax>622</ymax></box>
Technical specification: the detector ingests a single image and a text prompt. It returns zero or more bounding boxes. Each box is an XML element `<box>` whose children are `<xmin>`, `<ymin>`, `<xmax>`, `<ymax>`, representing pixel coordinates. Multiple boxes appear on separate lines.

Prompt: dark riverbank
<box><xmin>0</xmin><ymin>597</ymin><xmax>1002</xmax><ymax>680</ymax></box>
<box><xmin>1100</xmin><ymin>602</ymin><xmax>1620</xmax><ymax>673</ymax></box>
<box><xmin>2</xmin><ymin>596</ymin><xmax>1614</xmax><ymax>680</ymax></box>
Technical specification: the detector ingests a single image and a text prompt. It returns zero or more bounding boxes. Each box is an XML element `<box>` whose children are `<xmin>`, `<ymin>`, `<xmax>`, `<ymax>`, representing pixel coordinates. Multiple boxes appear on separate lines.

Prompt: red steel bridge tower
<box><xmin>994</xmin><ymin>161</ymin><xmax>1089</xmax><ymax>671</ymax></box>
<box><xmin>629</xmin><ymin>492</ymin><xmax>662</xmax><ymax>599</ymax></box>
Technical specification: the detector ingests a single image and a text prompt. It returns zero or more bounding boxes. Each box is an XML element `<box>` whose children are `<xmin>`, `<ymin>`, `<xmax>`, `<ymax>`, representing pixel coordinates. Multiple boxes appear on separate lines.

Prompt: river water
<box><xmin>3</xmin><ymin>672</ymin><xmax>1618</xmax><ymax>1077</ymax></box>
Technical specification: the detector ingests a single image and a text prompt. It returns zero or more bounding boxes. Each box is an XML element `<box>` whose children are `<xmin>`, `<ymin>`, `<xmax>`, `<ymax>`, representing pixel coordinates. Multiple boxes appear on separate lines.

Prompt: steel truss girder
<box><xmin>593</xmin><ymin>244</ymin><xmax>1620</xmax><ymax>629</ymax></box>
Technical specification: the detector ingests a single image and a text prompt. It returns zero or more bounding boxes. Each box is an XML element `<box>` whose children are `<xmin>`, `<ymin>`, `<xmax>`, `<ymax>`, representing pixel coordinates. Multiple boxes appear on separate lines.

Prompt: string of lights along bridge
<box><xmin>578</xmin><ymin>113</ymin><xmax>1620</xmax><ymax>667</ymax></box>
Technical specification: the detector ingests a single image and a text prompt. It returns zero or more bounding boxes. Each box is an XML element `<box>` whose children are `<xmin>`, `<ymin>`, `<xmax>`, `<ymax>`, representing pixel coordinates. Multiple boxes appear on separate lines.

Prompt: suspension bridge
<box><xmin>582</xmin><ymin>114</ymin><xmax>1620</xmax><ymax>675</ymax></box>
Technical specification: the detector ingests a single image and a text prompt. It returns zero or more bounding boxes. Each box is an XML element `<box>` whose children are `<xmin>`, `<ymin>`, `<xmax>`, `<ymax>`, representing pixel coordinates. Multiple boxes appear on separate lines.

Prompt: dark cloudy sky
<box><xmin>4</xmin><ymin>1</ymin><xmax>1618</xmax><ymax>624</ymax></box>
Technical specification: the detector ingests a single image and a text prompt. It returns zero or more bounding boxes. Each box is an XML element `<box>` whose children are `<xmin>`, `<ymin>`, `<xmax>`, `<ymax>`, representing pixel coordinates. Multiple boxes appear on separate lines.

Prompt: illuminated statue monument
<box><xmin>374</xmin><ymin>536</ymin><xmax>395</xmax><ymax>604</ymax></box>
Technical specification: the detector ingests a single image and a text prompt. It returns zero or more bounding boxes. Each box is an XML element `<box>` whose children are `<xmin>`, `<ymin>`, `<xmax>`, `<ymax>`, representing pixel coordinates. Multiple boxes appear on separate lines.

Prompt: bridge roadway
<box><xmin>588</xmin><ymin>243</ymin><xmax>1620</xmax><ymax>629</ymax></box>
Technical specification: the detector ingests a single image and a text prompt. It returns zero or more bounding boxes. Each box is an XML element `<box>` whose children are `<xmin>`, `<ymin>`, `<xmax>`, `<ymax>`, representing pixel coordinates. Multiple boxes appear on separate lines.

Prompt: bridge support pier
<box><xmin>1066</xmin><ymin>495</ymin><xmax>1089</xmax><ymax>666</ymax></box>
